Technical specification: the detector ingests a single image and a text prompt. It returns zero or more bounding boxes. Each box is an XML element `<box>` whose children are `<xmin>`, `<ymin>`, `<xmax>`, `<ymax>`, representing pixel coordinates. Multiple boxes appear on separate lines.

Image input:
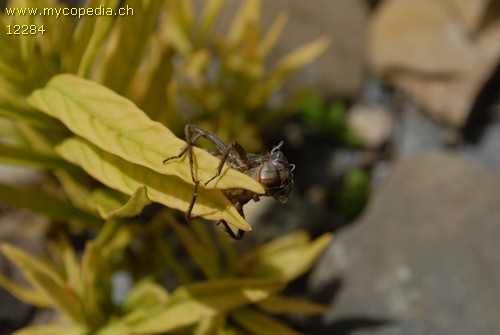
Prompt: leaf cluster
<box><xmin>1</xmin><ymin>186</ymin><xmax>332</xmax><ymax>334</ymax></box>
<box><xmin>0</xmin><ymin>0</ymin><xmax>332</xmax><ymax>333</ymax></box>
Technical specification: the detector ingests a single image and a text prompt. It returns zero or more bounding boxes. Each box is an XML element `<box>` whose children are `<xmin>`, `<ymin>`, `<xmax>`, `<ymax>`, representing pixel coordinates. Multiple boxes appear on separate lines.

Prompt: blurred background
<box><xmin>1</xmin><ymin>0</ymin><xmax>500</xmax><ymax>334</ymax></box>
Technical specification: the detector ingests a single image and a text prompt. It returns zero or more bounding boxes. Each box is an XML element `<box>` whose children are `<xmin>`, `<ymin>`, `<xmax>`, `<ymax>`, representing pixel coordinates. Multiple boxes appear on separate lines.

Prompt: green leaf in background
<box><xmin>56</xmin><ymin>137</ymin><xmax>251</xmax><ymax>231</ymax></box>
<box><xmin>95</xmin><ymin>0</ymin><xmax>163</xmax><ymax>94</ymax></box>
<box><xmin>0</xmin><ymin>275</ymin><xmax>49</xmax><ymax>307</ymax></box>
<box><xmin>1</xmin><ymin>244</ymin><xmax>86</xmax><ymax>324</ymax></box>
<box><xmin>231</xmin><ymin>307</ymin><xmax>303</xmax><ymax>335</ymax></box>
<box><xmin>246</xmin><ymin>232</ymin><xmax>332</xmax><ymax>281</ymax></box>
<box><xmin>74</xmin><ymin>0</ymin><xmax>120</xmax><ymax>77</ymax></box>
<box><xmin>0</xmin><ymin>142</ymin><xmax>73</xmax><ymax>170</ymax></box>
<box><xmin>0</xmin><ymin>182</ymin><xmax>100</xmax><ymax>230</ymax></box>
<box><xmin>27</xmin><ymin>74</ymin><xmax>264</xmax><ymax>195</ymax></box>
<box><xmin>168</xmin><ymin>218</ymin><xmax>221</xmax><ymax>279</ymax></box>
<box><xmin>256</xmin><ymin>295</ymin><xmax>329</xmax><ymax>315</ymax></box>
<box><xmin>123</xmin><ymin>278</ymin><xmax>170</xmax><ymax>313</ymax></box>
<box><xmin>81</xmin><ymin>241</ymin><xmax>111</xmax><ymax>330</ymax></box>
<box><xmin>13</xmin><ymin>324</ymin><xmax>88</xmax><ymax>335</ymax></box>
<box><xmin>338</xmin><ymin>168</ymin><xmax>370</xmax><ymax>220</ymax></box>
<box><xmin>129</xmin><ymin>278</ymin><xmax>285</xmax><ymax>334</ymax></box>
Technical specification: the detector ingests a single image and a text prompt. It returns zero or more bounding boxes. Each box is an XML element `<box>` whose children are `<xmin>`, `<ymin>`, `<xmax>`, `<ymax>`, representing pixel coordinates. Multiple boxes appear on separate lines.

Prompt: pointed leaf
<box><xmin>80</xmin><ymin>241</ymin><xmax>110</xmax><ymax>328</ymax></box>
<box><xmin>256</xmin><ymin>295</ymin><xmax>329</xmax><ymax>315</ymax></box>
<box><xmin>258</xmin><ymin>12</ymin><xmax>288</xmax><ymax>58</ymax></box>
<box><xmin>0</xmin><ymin>142</ymin><xmax>73</xmax><ymax>170</ymax></box>
<box><xmin>56</xmin><ymin>137</ymin><xmax>251</xmax><ymax>231</ymax></box>
<box><xmin>27</xmin><ymin>74</ymin><xmax>264</xmax><ymax>195</ymax></box>
<box><xmin>89</xmin><ymin>188</ymin><xmax>129</xmax><ymax>219</ymax></box>
<box><xmin>168</xmin><ymin>218</ymin><xmax>220</xmax><ymax>279</ymax></box>
<box><xmin>105</xmin><ymin>186</ymin><xmax>152</xmax><ymax>219</ymax></box>
<box><xmin>253</xmin><ymin>230</ymin><xmax>310</xmax><ymax>255</ymax></box>
<box><xmin>270</xmin><ymin>36</ymin><xmax>330</xmax><ymax>78</ymax></box>
<box><xmin>95</xmin><ymin>0</ymin><xmax>163</xmax><ymax>94</ymax></box>
<box><xmin>131</xmin><ymin>279</ymin><xmax>285</xmax><ymax>334</ymax></box>
<box><xmin>123</xmin><ymin>278</ymin><xmax>170</xmax><ymax>313</ymax></box>
<box><xmin>1</xmin><ymin>244</ymin><xmax>86</xmax><ymax>323</ymax></box>
<box><xmin>0</xmin><ymin>275</ymin><xmax>49</xmax><ymax>307</ymax></box>
<box><xmin>75</xmin><ymin>0</ymin><xmax>120</xmax><ymax>77</ymax></box>
<box><xmin>13</xmin><ymin>324</ymin><xmax>88</xmax><ymax>335</ymax></box>
<box><xmin>199</xmin><ymin>0</ymin><xmax>225</xmax><ymax>43</ymax></box>
<box><xmin>231</xmin><ymin>307</ymin><xmax>303</xmax><ymax>335</ymax></box>
<box><xmin>250</xmin><ymin>233</ymin><xmax>332</xmax><ymax>281</ymax></box>
<box><xmin>227</xmin><ymin>0</ymin><xmax>260</xmax><ymax>46</ymax></box>
<box><xmin>0</xmin><ymin>182</ymin><xmax>100</xmax><ymax>230</ymax></box>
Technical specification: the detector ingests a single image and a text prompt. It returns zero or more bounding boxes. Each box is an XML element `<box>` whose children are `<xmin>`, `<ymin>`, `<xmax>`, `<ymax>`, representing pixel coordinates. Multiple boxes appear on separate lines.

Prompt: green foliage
<box><xmin>0</xmin><ymin>189</ymin><xmax>332</xmax><ymax>334</ymax></box>
<box><xmin>0</xmin><ymin>0</ymin><xmax>331</xmax><ymax>333</ymax></box>
<box><xmin>337</xmin><ymin>168</ymin><xmax>370</xmax><ymax>220</ymax></box>
<box><xmin>300</xmin><ymin>92</ymin><xmax>360</xmax><ymax>146</ymax></box>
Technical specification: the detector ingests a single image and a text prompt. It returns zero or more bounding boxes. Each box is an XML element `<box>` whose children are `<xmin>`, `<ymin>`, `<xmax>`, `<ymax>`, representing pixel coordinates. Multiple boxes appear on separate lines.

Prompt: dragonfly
<box><xmin>163</xmin><ymin>124</ymin><xmax>295</xmax><ymax>239</ymax></box>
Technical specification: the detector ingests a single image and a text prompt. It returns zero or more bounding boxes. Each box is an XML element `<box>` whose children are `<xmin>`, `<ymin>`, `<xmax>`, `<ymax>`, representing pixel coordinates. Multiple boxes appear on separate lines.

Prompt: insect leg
<box><xmin>204</xmin><ymin>141</ymin><xmax>253</xmax><ymax>186</ymax></box>
<box><xmin>217</xmin><ymin>202</ymin><xmax>246</xmax><ymax>240</ymax></box>
<box><xmin>218</xmin><ymin>220</ymin><xmax>245</xmax><ymax>240</ymax></box>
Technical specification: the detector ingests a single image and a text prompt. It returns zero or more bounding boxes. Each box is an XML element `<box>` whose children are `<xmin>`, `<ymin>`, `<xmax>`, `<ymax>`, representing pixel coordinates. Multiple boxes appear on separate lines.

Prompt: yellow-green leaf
<box><xmin>199</xmin><ymin>0</ymin><xmax>225</xmax><ymax>43</ymax></box>
<box><xmin>270</xmin><ymin>36</ymin><xmax>330</xmax><ymax>78</ymax></box>
<box><xmin>27</xmin><ymin>74</ymin><xmax>264</xmax><ymax>195</ymax></box>
<box><xmin>75</xmin><ymin>0</ymin><xmax>120</xmax><ymax>77</ymax></box>
<box><xmin>13</xmin><ymin>324</ymin><xmax>88</xmax><ymax>335</ymax></box>
<box><xmin>249</xmin><ymin>233</ymin><xmax>332</xmax><ymax>281</ymax></box>
<box><xmin>105</xmin><ymin>186</ymin><xmax>152</xmax><ymax>219</ymax></box>
<box><xmin>227</xmin><ymin>0</ymin><xmax>260</xmax><ymax>46</ymax></box>
<box><xmin>95</xmin><ymin>0</ymin><xmax>163</xmax><ymax>94</ymax></box>
<box><xmin>56</xmin><ymin>137</ymin><xmax>251</xmax><ymax>231</ymax></box>
<box><xmin>89</xmin><ymin>188</ymin><xmax>129</xmax><ymax>219</ymax></box>
<box><xmin>231</xmin><ymin>307</ymin><xmax>303</xmax><ymax>335</ymax></box>
<box><xmin>256</xmin><ymin>295</ymin><xmax>329</xmax><ymax>315</ymax></box>
<box><xmin>123</xmin><ymin>278</ymin><xmax>170</xmax><ymax>313</ymax></box>
<box><xmin>0</xmin><ymin>142</ymin><xmax>72</xmax><ymax>170</ymax></box>
<box><xmin>0</xmin><ymin>182</ymin><xmax>100</xmax><ymax>230</ymax></box>
<box><xmin>131</xmin><ymin>279</ymin><xmax>285</xmax><ymax>334</ymax></box>
<box><xmin>0</xmin><ymin>275</ymin><xmax>49</xmax><ymax>307</ymax></box>
<box><xmin>258</xmin><ymin>12</ymin><xmax>288</xmax><ymax>58</ymax></box>
<box><xmin>1</xmin><ymin>244</ymin><xmax>86</xmax><ymax>323</ymax></box>
<box><xmin>168</xmin><ymin>218</ymin><xmax>221</xmax><ymax>279</ymax></box>
<box><xmin>81</xmin><ymin>241</ymin><xmax>110</xmax><ymax>328</ymax></box>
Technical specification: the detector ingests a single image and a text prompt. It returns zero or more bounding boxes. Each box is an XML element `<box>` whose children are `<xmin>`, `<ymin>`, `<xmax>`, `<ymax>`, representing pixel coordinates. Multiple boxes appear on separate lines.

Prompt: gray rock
<box><xmin>394</xmin><ymin>105</ymin><xmax>447</xmax><ymax>156</ymax></box>
<box><xmin>309</xmin><ymin>152</ymin><xmax>500</xmax><ymax>335</ymax></box>
<box><xmin>461</xmin><ymin>121</ymin><xmax>500</xmax><ymax>169</ymax></box>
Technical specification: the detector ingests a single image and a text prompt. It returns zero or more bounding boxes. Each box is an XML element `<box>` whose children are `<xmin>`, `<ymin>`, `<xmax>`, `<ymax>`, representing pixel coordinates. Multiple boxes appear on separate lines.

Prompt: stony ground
<box><xmin>1</xmin><ymin>0</ymin><xmax>500</xmax><ymax>334</ymax></box>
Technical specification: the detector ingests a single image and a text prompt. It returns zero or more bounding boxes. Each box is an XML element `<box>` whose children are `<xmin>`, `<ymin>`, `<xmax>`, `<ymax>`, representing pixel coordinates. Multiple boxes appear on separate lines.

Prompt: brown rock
<box><xmin>368</xmin><ymin>0</ymin><xmax>500</xmax><ymax>127</ymax></box>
